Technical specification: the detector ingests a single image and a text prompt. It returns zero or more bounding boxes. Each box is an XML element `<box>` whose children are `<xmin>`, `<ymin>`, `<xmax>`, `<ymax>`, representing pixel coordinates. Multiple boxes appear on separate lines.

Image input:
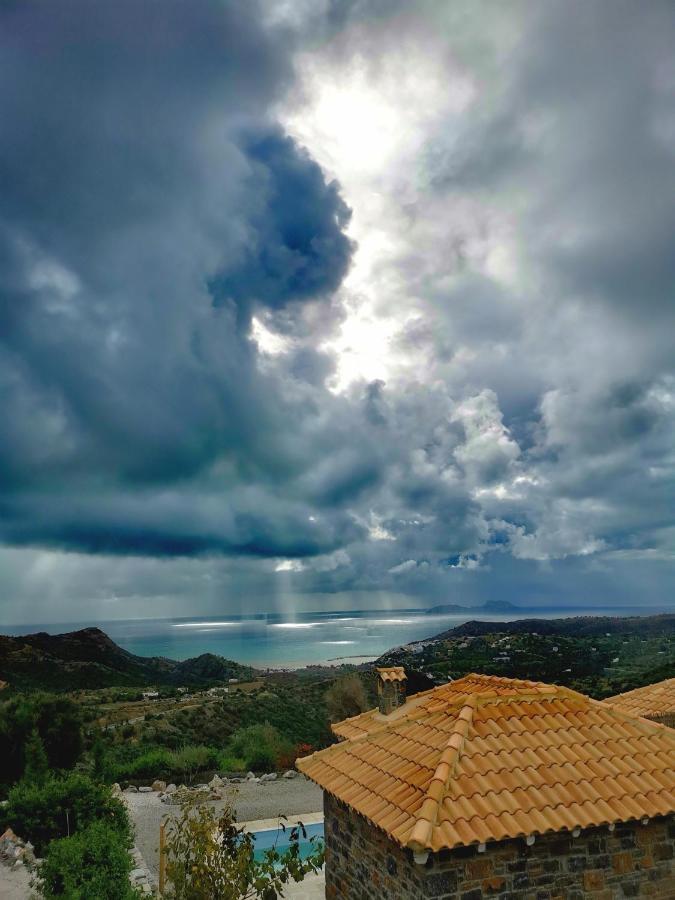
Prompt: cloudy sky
<box><xmin>1</xmin><ymin>0</ymin><xmax>674</xmax><ymax>624</ymax></box>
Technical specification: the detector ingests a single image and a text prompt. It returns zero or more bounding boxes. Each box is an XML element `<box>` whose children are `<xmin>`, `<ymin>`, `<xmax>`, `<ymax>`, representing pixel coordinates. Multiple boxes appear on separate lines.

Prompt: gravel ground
<box><xmin>126</xmin><ymin>776</ymin><xmax>324</xmax><ymax>876</ymax></box>
<box><xmin>0</xmin><ymin>866</ymin><xmax>33</xmax><ymax>900</ymax></box>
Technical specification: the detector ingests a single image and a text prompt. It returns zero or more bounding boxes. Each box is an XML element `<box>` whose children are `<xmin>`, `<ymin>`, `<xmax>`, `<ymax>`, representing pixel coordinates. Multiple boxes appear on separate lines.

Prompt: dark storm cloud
<box><xmin>0</xmin><ymin>0</ymin><xmax>356</xmax><ymax>556</ymax></box>
<box><xmin>210</xmin><ymin>129</ymin><xmax>353</xmax><ymax>327</ymax></box>
<box><xmin>1</xmin><ymin>0</ymin><xmax>674</xmax><ymax>622</ymax></box>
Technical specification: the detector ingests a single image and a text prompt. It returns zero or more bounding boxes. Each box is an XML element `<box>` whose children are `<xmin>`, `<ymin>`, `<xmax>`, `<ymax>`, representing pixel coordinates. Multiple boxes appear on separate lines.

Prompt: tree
<box><xmin>23</xmin><ymin>729</ymin><xmax>49</xmax><ymax>785</ymax></box>
<box><xmin>0</xmin><ymin>693</ymin><xmax>83</xmax><ymax>786</ymax></box>
<box><xmin>164</xmin><ymin>800</ymin><xmax>324</xmax><ymax>900</ymax></box>
<box><xmin>325</xmin><ymin>674</ymin><xmax>368</xmax><ymax>722</ymax></box>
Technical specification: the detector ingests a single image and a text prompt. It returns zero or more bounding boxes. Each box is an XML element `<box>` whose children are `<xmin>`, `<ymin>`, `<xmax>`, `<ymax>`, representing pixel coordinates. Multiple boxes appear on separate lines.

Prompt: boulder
<box><xmin>151</xmin><ymin>780</ymin><xmax>166</xmax><ymax>792</ymax></box>
<box><xmin>259</xmin><ymin>773</ymin><xmax>277</xmax><ymax>783</ymax></box>
<box><xmin>165</xmin><ymin>783</ymin><xmax>177</xmax><ymax>794</ymax></box>
<box><xmin>209</xmin><ymin>774</ymin><xmax>225</xmax><ymax>789</ymax></box>
<box><xmin>124</xmin><ymin>785</ymin><xmax>139</xmax><ymax>794</ymax></box>
<box><xmin>283</xmin><ymin>770</ymin><xmax>297</xmax><ymax>779</ymax></box>
<box><xmin>138</xmin><ymin>786</ymin><xmax>153</xmax><ymax>793</ymax></box>
<box><xmin>246</xmin><ymin>772</ymin><xmax>256</xmax><ymax>780</ymax></box>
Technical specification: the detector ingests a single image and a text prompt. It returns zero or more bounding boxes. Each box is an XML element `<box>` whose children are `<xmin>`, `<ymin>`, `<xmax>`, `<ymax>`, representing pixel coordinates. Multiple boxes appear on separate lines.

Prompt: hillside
<box><xmin>432</xmin><ymin>613</ymin><xmax>675</xmax><ymax>640</ymax></box>
<box><xmin>376</xmin><ymin>613</ymin><xmax>675</xmax><ymax>698</ymax></box>
<box><xmin>0</xmin><ymin>627</ymin><xmax>256</xmax><ymax>691</ymax></box>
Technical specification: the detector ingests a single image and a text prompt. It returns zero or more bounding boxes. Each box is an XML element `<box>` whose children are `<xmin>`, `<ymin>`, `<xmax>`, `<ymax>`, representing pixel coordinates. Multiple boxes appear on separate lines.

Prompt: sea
<box><xmin>2</xmin><ymin>604</ymin><xmax>669</xmax><ymax>669</ymax></box>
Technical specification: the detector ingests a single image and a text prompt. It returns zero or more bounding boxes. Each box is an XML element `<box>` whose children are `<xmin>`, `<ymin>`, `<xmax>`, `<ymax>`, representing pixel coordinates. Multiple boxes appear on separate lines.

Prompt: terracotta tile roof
<box><xmin>376</xmin><ymin>666</ymin><xmax>407</xmax><ymax>683</ymax></box>
<box><xmin>332</xmin><ymin>673</ymin><xmax>557</xmax><ymax>740</ymax></box>
<box><xmin>297</xmin><ymin>673</ymin><xmax>675</xmax><ymax>852</ymax></box>
<box><xmin>604</xmin><ymin>678</ymin><xmax>675</xmax><ymax>723</ymax></box>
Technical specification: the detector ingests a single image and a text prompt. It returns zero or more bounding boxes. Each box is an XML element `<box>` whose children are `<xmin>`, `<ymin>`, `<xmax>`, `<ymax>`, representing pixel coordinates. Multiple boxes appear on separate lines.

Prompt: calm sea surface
<box><xmin>2</xmin><ymin>605</ymin><xmax>668</xmax><ymax>668</ymax></box>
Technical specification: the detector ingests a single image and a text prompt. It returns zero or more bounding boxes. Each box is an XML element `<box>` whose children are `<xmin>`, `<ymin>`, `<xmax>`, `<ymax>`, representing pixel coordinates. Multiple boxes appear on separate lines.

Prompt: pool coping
<box><xmin>236</xmin><ymin>811</ymin><xmax>324</xmax><ymax>833</ymax></box>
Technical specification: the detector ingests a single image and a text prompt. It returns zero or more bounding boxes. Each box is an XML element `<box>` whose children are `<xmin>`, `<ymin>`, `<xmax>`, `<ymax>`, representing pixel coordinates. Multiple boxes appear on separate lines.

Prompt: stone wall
<box><xmin>323</xmin><ymin>793</ymin><xmax>675</xmax><ymax>899</ymax></box>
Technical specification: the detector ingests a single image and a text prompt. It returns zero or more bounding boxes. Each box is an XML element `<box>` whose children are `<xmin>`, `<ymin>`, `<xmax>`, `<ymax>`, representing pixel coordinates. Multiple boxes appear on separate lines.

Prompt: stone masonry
<box><xmin>324</xmin><ymin>793</ymin><xmax>675</xmax><ymax>899</ymax></box>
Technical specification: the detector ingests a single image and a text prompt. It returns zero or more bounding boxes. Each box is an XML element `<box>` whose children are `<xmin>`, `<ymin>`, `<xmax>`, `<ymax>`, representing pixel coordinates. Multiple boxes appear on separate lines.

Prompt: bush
<box><xmin>3</xmin><ymin>773</ymin><xmax>130</xmax><ymax>854</ymax></box>
<box><xmin>228</xmin><ymin>724</ymin><xmax>293</xmax><ymax>773</ymax></box>
<box><xmin>38</xmin><ymin>820</ymin><xmax>139</xmax><ymax>900</ymax></box>
<box><xmin>216</xmin><ymin>753</ymin><xmax>246</xmax><ymax>774</ymax></box>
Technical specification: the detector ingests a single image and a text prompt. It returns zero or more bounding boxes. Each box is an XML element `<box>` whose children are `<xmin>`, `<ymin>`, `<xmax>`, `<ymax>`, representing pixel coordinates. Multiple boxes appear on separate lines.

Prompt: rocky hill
<box><xmin>431</xmin><ymin>613</ymin><xmax>675</xmax><ymax>641</ymax></box>
<box><xmin>0</xmin><ymin>627</ymin><xmax>256</xmax><ymax>691</ymax></box>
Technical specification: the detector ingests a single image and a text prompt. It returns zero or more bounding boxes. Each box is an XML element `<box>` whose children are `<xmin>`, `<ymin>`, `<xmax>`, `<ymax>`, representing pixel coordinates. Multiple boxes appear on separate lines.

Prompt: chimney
<box><xmin>376</xmin><ymin>667</ymin><xmax>407</xmax><ymax>715</ymax></box>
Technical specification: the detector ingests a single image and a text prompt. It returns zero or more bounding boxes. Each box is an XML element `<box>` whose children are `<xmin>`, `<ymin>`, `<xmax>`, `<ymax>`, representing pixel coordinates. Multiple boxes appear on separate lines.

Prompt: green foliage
<box><xmin>23</xmin><ymin>729</ymin><xmax>49</xmax><ymax>786</ymax></box>
<box><xmin>216</xmin><ymin>753</ymin><xmax>246</xmax><ymax>773</ymax></box>
<box><xmin>165</xmin><ymin>800</ymin><xmax>324</xmax><ymax>900</ymax></box>
<box><xmin>228</xmin><ymin>724</ymin><xmax>292</xmax><ymax>773</ymax></box>
<box><xmin>0</xmin><ymin>693</ymin><xmax>82</xmax><ymax>786</ymax></box>
<box><xmin>325</xmin><ymin>674</ymin><xmax>368</xmax><ymax>723</ymax></box>
<box><xmin>37</xmin><ymin>821</ymin><xmax>139</xmax><ymax>900</ymax></box>
<box><xmin>3</xmin><ymin>773</ymin><xmax>130</xmax><ymax>854</ymax></box>
<box><xmin>107</xmin><ymin>744</ymin><xmax>220</xmax><ymax>783</ymax></box>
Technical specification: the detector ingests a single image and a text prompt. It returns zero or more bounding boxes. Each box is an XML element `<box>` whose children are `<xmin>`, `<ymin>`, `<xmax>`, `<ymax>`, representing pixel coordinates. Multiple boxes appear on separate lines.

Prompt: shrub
<box><xmin>3</xmin><ymin>773</ymin><xmax>130</xmax><ymax>854</ymax></box>
<box><xmin>216</xmin><ymin>753</ymin><xmax>246</xmax><ymax>774</ymax></box>
<box><xmin>38</xmin><ymin>820</ymin><xmax>139</xmax><ymax>900</ymax></box>
<box><xmin>165</xmin><ymin>799</ymin><xmax>323</xmax><ymax>900</ymax></box>
<box><xmin>228</xmin><ymin>724</ymin><xmax>292</xmax><ymax>773</ymax></box>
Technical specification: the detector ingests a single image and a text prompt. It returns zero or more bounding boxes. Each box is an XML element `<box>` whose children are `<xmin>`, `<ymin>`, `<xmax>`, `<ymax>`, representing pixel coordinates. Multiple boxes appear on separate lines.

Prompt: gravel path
<box><xmin>126</xmin><ymin>776</ymin><xmax>323</xmax><ymax>877</ymax></box>
<box><xmin>0</xmin><ymin>866</ymin><xmax>33</xmax><ymax>900</ymax></box>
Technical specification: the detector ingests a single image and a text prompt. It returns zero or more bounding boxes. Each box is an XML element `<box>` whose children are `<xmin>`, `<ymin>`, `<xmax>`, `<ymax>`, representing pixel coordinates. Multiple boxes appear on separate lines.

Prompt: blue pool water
<box><xmin>252</xmin><ymin>821</ymin><xmax>324</xmax><ymax>863</ymax></box>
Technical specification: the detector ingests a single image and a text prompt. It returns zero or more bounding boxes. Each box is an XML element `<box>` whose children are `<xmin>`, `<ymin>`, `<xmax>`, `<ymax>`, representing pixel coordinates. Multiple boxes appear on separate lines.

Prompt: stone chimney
<box><xmin>376</xmin><ymin>667</ymin><xmax>407</xmax><ymax>715</ymax></box>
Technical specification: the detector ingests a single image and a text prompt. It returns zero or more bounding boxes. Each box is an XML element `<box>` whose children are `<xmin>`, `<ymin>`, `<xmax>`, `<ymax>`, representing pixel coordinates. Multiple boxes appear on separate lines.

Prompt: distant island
<box><xmin>425</xmin><ymin>600</ymin><xmax>520</xmax><ymax>615</ymax></box>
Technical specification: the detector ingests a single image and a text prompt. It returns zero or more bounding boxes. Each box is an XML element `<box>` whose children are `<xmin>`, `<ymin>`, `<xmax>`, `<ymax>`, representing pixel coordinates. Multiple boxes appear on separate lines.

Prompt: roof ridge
<box><xmin>406</xmin><ymin>695</ymin><xmax>477</xmax><ymax>852</ymax></box>
<box><xmin>588</xmin><ymin>695</ymin><xmax>675</xmax><ymax>738</ymax></box>
<box><xmin>605</xmin><ymin>676</ymin><xmax>675</xmax><ymax>702</ymax></box>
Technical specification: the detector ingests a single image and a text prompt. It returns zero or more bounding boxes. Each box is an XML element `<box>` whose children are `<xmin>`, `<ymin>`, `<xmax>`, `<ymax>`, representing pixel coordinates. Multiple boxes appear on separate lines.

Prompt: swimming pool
<box><xmin>251</xmin><ymin>820</ymin><xmax>324</xmax><ymax>863</ymax></box>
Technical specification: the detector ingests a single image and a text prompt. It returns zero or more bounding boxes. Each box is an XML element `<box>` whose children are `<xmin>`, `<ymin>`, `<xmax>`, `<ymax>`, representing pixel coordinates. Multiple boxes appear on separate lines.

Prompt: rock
<box><xmin>151</xmin><ymin>780</ymin><xmax>166</xmax><ymax>792</ymax></box>
<box><xmin>246</xmin><ymin>772</ymin><xmax>256</xmax><ymax>780</ymax></box>
<box><xmin>13</xmin><ymin>859</ymin><xmax>23</xmax><ymax>869</ymax></box>
<box><xmin>124</xmin><ymin>785</ymin><xmax>139</xmax><ymax>793</ymax></box>
<box><xmin>165</xmin><ymin>783</ymin><xmax>177</xmax><ymax>794</ymax></box>
<box><xmin>283</xmin><ymin>770</ymin><xmax>297</xmax><ymax>779</ymax></box>
<box><xmin>130</xmin><ymin>867</ymin><xmax>146</xmax><ymax>881</ymax></box>
<box><xmin>260</xmin><ymin>773</ymin><xmax>277</xmax><ymax>782</ymax></box>
<box><xmin>209</xmin><ymin>774</ymin><xmax>225</xmax><ymax>789</ymax></box>
<box><xmin>0</xmin><ymin>829</ymin><xmax>16</xmax><ymax>842</ymax></box>
<box><xmin>230</xmin><ymin>777</ymin><xmax>243</xmax><ymax>784</ymax></box>
<box><xmin>111</xmin><ymin>783</ymin><xmax>123</xmax><ymax>798</ymax></box>
<box><xmin>138</xmin><ymin>786</ymin><xmax>153</xmax><ymax>793</ymax></box>
<box><xmin>209</xmin><ymin>792</ymin><xmax>222</xmax><ymax>801</ymax></box>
